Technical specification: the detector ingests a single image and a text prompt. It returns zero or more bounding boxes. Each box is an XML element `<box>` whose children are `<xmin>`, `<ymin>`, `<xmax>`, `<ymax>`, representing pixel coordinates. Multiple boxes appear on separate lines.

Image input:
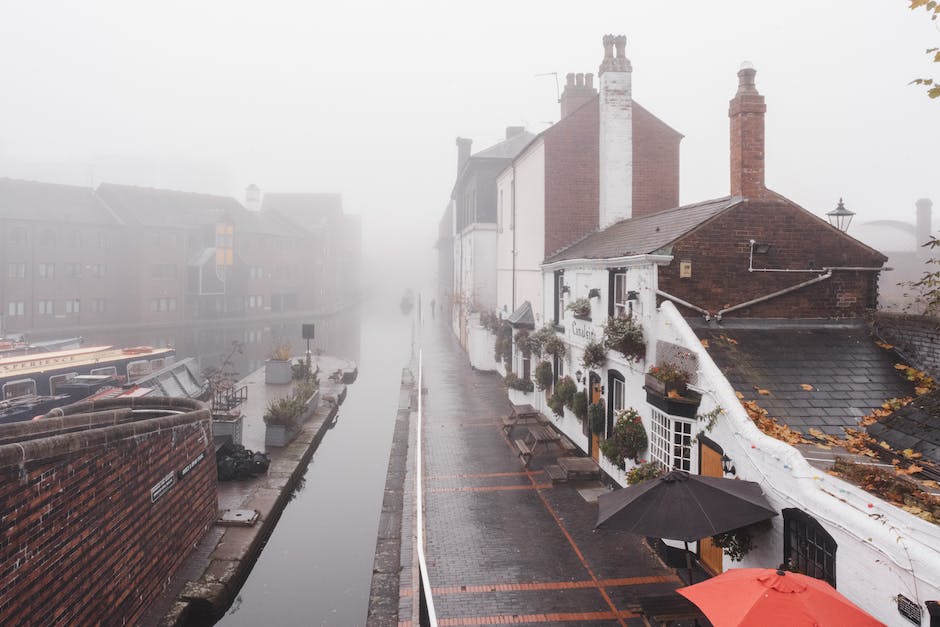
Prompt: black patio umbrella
<box><xmin>596</xmin><ymin>469</ymin><xmax>777</xmax><ymax>582</ymax></box>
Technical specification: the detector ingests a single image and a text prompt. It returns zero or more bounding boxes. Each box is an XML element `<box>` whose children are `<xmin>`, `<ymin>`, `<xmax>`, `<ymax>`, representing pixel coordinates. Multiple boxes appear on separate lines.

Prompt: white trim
<box><xmin>542</xmin><ymin>254</ymin><xmax>673</xmax><ymax>272</ymax></box>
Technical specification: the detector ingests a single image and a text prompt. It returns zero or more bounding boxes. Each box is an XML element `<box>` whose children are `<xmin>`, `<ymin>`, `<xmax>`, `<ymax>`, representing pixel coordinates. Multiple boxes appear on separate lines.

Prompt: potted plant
<box><xmin>555</xmin><ymin>376</ymin><xmax>577</xmax><ymax>408</ymax></box>
<box><xmin>265</xmin><ymin>344</ymin><xmax>293</xmax><ymax>384</ymax></box>
<box><xmin>589</xmin><ymin>400</ymin><xmax>606</xmax><ymax>434</ymax></box>
<box><xmin>504</xmin><ymin>372</ymin><xmax>534</xmax><ymax>393</ymax></box>
<box><xmin>603</xmin><ymin>316</ymin><xmax>645</xmax><ymax>362</ymax></box>
<box><xmin>599</xmin><ymin>408</ymin><xmax>648</xmax><ymax>468</ymax></box>
<box><xmin>566</xmin><ymin>297</ymin><xmax>592</xmax><ymax>320</ymax></box>
<box><xmin>571</xmin><ymin>390</ymin><xmax>588</xmax><ymax>421</ymax></box>
<box><xmin>645</xmin><ymin>363</ymin><xmax>690</xmax><ymax>396</ymax></box>
<box><xmin>581</xmin><ymin>340</ymin><xmax>607</xmax><ymax>370</ymax></box>
<box><xmin>493</xmin><ymin>321</ymin><xmax>513</xmax><ymax>365</ymax></box>
<box><xmin>626</xmin><ymin>461</ymin><xmax>663</xmax><ymax>485</ymax></box>
<box><xmin>263</xmin><ymin>395</ymin><xmax>303</xmax><ymax>446</ymax></box>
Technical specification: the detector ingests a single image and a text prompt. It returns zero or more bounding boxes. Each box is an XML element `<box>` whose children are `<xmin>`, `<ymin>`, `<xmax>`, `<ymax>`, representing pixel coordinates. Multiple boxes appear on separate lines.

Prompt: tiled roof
<box><xmin>96</xmin><ymin>183</ymin><xmax>299</xmax><ymax>236</ymax></box>
<box><xmin>695</xmin><ymin>324</ymin><xmax>916</xmax><ymax>436</ymax></box>
<box><xmin>507</xmin><ymin>301</ymin><xmax>535</xmax><ymax>328</ymax></box>
<box><xmin>868</xmin><ymin>390</ymin><xmax>940</xmax><ymax>464</ymax></box>
<box><xmin>472</xmin><ymin>131</ymin><xmax>537</xmax><ymax>160</ymax></box>
<box><xmin>545</xmin><ymin>197</ymin><xmax>740</xmax><ymax>263</ymax></box>
<box><xmin>0</xmin><ymin>178</ymin><xmax>121</xmax><ymax>225</ymax></box>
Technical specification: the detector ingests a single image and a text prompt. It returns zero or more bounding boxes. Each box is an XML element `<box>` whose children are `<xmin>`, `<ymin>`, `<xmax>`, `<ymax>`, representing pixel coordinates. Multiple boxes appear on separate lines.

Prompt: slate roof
<box><xmin>96</xmin><ymin>183</ymin><xmax>299</xmax><ymax>236</ymax></box>
<box><xmin>507</xmin><ymin>301</ymin><xmax>535</xmax><ymax>329</ymax></box>
<box><xmin>0</xmin><ymin>178</ymin><xmax>122</xmax><ymax>225</ymax></box>
<box><xmin>471</xmin><ymin>131</ymin><xmax>537</xmax><ymax>160</ymax></box>
<box><xmin>695</xmin><ymin>323</ymin><xmax>917</xmax><ymax>436</ymax></box>
<box><xmin>868</xmin><ymin>390</ymin><xmax>940</xmax><ymax>464</ymax></box>
<box><xmin>545</xmin><ymin>197</ymin><xmax>740</xmax><ymax>263</ymax></box>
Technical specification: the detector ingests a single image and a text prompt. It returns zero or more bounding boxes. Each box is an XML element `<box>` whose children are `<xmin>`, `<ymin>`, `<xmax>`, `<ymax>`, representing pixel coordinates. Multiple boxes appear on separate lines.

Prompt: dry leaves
<box><xmin>719</xmin><ymin>335</ymin><xmax>739</xmax><ymax>345</ymax></box>
<box><xmin>800</xmin><ymin>384</ymin><xmax>814</xmax><ymax>391</ymax></box>
<box><xmin>875</xmin><ymin>341</ymin><xmax>895</xmax><ymax>350</ymax></box>
<box><xmin>700</xmin><ymin>339</ymin><xmax>710</xmax><ymax>349</ymax></box>
<box><xmin>756</xmin><ymin>387</ymin><xmax>771</xmax><ymax>396</ymax></box>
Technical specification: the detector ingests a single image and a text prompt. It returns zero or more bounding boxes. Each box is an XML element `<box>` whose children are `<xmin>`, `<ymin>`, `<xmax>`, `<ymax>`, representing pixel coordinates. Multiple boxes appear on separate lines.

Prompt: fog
<box><xmin>1</xmin><ymin>1</ymin><xmax>938</xmax><ymax>287</ymax></box>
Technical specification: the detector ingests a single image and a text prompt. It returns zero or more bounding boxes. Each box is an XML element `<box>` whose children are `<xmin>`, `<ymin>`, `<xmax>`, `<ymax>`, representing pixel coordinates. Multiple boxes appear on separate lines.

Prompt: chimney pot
<box><xmin>576</xmin><ymin>73</ymin><xmax>584</xmax><ymax>87</ymax></box>
<box><xmin>456</xmin><ymin>137</ymin><xmax>473</xmax><ymax>174</ymax></box>
<box><xmin>585</xmin><ymin>73</ymin><xmax>594</xmax><ymax>88</ymax></box>
<box><xmin>566</xmin><ymin>73</ymin><xmax>575</xmax><ymax>87</ymax></box>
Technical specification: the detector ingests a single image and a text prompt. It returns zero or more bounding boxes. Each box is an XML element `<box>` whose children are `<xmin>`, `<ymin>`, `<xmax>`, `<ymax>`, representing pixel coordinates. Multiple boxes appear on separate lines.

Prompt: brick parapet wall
<box><xmin>871</xmin><ymin>311</ymin><xmax>940</xmax><ymax>378</ymax></box>
<box><xmin>658</xmin><ymin>200</ymin><xmax>885</xmax><ymax>319</ymax></box>
<box><xmin>0</xmin><ymin>399</ymin><xmax>216</xmax><ymax>625</ymax></box>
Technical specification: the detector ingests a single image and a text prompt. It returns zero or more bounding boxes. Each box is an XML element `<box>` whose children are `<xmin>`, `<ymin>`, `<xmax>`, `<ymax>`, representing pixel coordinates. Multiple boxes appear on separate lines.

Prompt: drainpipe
<box><xmin>715</xmin><ymin>270</ymin><xmax>833</xmax><ymax>320</ymax></box>
<box><xmin>656</xmin><ymin>289</ymin><xmax>711</xmax><ymax>321</ymax></box>
<box><xmin>511</xmin><ymin>167</ymin><xmax>517</xmax><ymax>312</ymax></box>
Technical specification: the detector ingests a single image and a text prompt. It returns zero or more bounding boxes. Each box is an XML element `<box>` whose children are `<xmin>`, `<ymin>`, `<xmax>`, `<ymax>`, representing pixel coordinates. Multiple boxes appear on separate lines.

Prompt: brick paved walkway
<box><xmin>401</xmin><ymin>320</ymin><xmax>698</xmax><ymax>627</ymax></box>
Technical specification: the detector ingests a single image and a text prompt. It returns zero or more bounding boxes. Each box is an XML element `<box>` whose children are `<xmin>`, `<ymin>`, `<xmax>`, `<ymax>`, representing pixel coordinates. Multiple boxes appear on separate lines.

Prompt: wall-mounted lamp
<box><xmin>721</xmin><ymin>454</ymin><xmax>737</xmax><ymax>476</ymax></box>
<box><xmin>826</xmin><ymin>198</ymin><xmax>855</xmax><ymax>232</ymax></box>
<box><xmin>588</xmin><ymin>288</ymin><xmax>601</xmax><ymax>299</ymax></box>
<box><xmin>753</xmin><ymin>242</ymin><xmax>771</xmax><ymax>254</ymax></box>
<box><xmin>626</xmin><ymin>290</ymin><xmax>639</xmax><ymax>301</ymax></box>
<box><xmin>576</xmin><ymin>370</ymin><xmax>583</xmax><ymax>384</ymax></box>
<box><xmin>561</xmin><ymin>285</ymin><xmax>570</xmax><ymax>295</ymax></box>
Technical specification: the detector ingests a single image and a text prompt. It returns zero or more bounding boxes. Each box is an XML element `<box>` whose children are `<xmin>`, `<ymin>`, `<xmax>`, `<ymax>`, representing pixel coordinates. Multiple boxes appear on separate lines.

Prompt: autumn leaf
<box><xmin>875</xmin><ymin>341</ymin><xmax>894</xmax><ymax>350</ymax></box>
<box><xmin>700</xmin><ymin>339</ymin><xmax>709</xmax><ymax>348</ymax></box>
<box><xmin>735</xmin><ymin>391</ymin><xmax>744</xmax><ymax>400</ymax></box>
<box><xmin>902</xmin><ymin>449</ymin><xmax>923</xmax><ymax>459</ymax></box>
<box><xmin>879</xmin><ymin>440</ymin><xmax>892</xmax><ymax>450</ymax></box>
<box><xmin>899</xmin><ymin>464</ymin><xmax>924</xmax><ymax>476</ymax></box>
<box><xmin>800</xmin><ymin>383</ymin><xmax>814</xmax><ymax>391</ymax></box>
<box><xmin>895</xmin><ymin>363</ymin><xmax>910</xmax><ymax>371</ymax></box>
<box><xmin>756</xmin><ymin>388</ymin><xmax>771</xmax><ymax>396</ymax></box>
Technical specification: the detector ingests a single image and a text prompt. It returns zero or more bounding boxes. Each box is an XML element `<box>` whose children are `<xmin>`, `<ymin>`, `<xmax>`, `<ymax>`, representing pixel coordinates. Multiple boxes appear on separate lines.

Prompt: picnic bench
<box><xmin>637</xmin><ymin>592</ymin><xmax>706</xmax><ymax>626</ymax></box>
<box><xmin>502</xmin><ymin>402</ymin><xmax>544</xmax><ymax>434</ymax></box>
<box><xmin>514</xmin><ymin>424</ymin><xmax>563</xmax><ymax>468</ymax></box>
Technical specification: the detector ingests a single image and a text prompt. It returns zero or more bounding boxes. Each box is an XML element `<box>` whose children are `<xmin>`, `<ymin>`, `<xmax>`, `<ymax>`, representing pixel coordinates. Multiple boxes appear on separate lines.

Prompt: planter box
<box><xmin>265</xmin><ymin>422</ymin><xmax>300</xmax><ymax>447</ymax></box>
<box><xmin>645</xmin><ymin>388</ymin><xmax>701</xmax><ymax>419</ymax></box>
<box><xmin>299</xmin><ymin>390</ymin><xmax>321</xmax><ymax>423</ymax></box>
<box><xmin>644</xmin><ymin>373</ymin><xmax>687</xmax><ymax>397</ymax></box>
<box><xmin>265</xmin><ymin>359</ymin><xmax>293</xmax><ymax>384</ymax></box>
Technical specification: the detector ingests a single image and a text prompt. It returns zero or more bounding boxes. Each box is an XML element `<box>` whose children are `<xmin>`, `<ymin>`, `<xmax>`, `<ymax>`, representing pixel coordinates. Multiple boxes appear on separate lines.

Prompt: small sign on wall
<box><xmin>151</xmin><ymin>472</ymin><xmax>176</xmax><ymax>503</ymax></box>
<box><xmin>179</xmin><ymin>451</ymin><xmax>206</xmax><ymax>479</ymax></box>
<box><xmin>679</xmin><ymin>260</ymin><xmax>693</xmax><ymax>278</ymax></box>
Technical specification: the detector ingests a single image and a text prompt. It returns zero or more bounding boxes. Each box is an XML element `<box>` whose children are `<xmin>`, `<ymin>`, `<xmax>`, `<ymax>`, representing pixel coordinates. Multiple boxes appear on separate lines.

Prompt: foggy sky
<box><xmin>1</xmin><ymin>1</ymin><xmax>938</xmax><ymax>282</ymax></box>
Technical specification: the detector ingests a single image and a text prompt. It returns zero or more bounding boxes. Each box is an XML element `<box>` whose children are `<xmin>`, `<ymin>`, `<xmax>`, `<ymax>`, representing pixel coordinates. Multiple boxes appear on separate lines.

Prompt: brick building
<box><xmin>0</xmin><ymin>180</ymin><xmax>360</xmax><ymax>338</ymax></box>
<box><xmin>494</xmin><ymin>35</ymin><xmax>681</xmax><ymax>328</ymax></box>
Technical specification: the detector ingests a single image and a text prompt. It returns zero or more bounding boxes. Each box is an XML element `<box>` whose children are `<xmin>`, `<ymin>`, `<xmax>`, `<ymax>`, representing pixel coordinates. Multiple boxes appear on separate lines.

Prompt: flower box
<box><xmin>265</xmin><ymin>422</ymin><xmax>300</xmax><ymax>447</ymax></box>
<box><xmin>645</xmin><ymin>388</ymin><xmax>701</xmax><ymax>418</ymax></box>
<box><xmin>264</xmin><ymin>359</ymin><xmax>293</xmax><ymax>385</ymax></box>
<box><xmin>644</xmin><ymin>372</ymin><xmax>688</xmax><ymax>397</ymax></box>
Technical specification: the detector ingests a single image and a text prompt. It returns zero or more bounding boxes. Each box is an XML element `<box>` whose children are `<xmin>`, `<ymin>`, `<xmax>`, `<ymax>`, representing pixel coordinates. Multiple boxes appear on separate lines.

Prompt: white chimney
<box><xmin>598</xmin><ymin>34</ymin><xmax>632</xmax><ymax>227</ymax></box>
<box><xmin>245</xmin><ymin>184</ymin><xmax>261</xmax><ymax>212</ymax></box>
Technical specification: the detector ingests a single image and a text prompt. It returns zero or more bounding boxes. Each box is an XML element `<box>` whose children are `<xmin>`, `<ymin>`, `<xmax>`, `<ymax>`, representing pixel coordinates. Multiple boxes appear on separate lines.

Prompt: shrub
<box><xmin>534</xmin><ymin>361</ymin><xmax>554</xmax><ymax>391</ymax></box>
<box><xmin>494</xmin><ymin>321</ymin><xmax>513</xmax><ymax>364</ymax></box>
<box><xmin>263</xmin><ymin>395</ymin><xmax>304</xmax><ymax>426</ymax></box>
<box><xmin>504</xmin><ymin>372</ymin><xmax>534</xmax><ymax>393</ymax></box>
<box><xmin>581</xmin><ymin>340</ymin><xmax>607</xmax><ymax>370</ymax></box>
<box><xmin>269</xmin><ymin>343</ymin><xmax>292</xmax><ymax>361</ymax></box>
<box><xmin>566</xmin><ymin>297</ymin><xmax>591</xmax><ymax>318</ymax></box>
<box><xmin>626</xmin><ymin>461</ymin><xmax>663</xmax><ymax>485</ymax></box>
<box><xmin>603</xmin><ymin>315</ymin><xmax>645</xmax><ymax>362</ymax></box>
<box><xmin>547</xmin><ymin>393</ymin><xmax>565</xmax><ymax>417</ymax></box>
<box><xmin>513</xmin><ymin>329</ymin><xmax>532</xmax><ymax>357</ymax></box>
<box><xmin>554</xmin><ymin>376</ymin><xmax>577</xmax><ymax>408</ymax></box>
<box><xmin>571</xmin><ymin>390</ymin><xmax>588</xmax><ymax>421</ymax></box>
<box><xmin>480</xmin><ymin>310</ymin><xmax>502</xmax><ymax>333</ymax></box>
<box><xmin>589</xmin><ymin>400</ymin><xmax>606</xmax><ymax>434</ymax></box>
<box><xmin>712</xmin><ymin>527</ymin><xmax>755</xmax><ymax>562</ymax></box>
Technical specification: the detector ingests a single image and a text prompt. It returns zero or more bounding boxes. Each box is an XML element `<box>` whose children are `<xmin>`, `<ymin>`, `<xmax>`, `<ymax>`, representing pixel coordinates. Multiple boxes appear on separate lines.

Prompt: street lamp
<box><xmin>826</xmin><ymin>198</ymin><xmax>855</xmax><ymax>232</ymax></box>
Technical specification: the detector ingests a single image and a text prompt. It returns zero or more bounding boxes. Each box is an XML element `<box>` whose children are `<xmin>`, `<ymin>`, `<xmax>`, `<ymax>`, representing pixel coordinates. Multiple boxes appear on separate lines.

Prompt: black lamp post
<box><xmin>826</xmin><ymin>198</ymin><xmax>855</xmax><ymax>232</ymax></box>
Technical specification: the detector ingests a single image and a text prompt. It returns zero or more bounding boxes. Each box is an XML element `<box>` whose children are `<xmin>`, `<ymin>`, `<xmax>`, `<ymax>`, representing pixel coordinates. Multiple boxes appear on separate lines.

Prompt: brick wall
<box><xmin>543</xmin><ymin>99</ymin><xmax>681</xmax><ymax>257</ymax></box>
<box><xmin>632</xmin><ymin>104</ymin><xmax>681</xmax><ymax>218</ymax></box>
<box><xmin>872</xmin><ymin>312</ymin><xmax>940</xmax><ymax>377</ymax></box>
<box><xmin>0</xmin><ymin>399</ymin><xmax>216</xmax><ymax>625</ymax></box>
<box><xmin>658</xmin><ymin>200</ymin><xmax>886</xmax><ymax>318</ymax></box>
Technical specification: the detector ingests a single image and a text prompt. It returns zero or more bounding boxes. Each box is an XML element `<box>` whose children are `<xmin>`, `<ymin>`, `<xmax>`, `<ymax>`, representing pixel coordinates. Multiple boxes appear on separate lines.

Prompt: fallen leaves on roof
<box><xmin>894</xmin><ymin>363</ymin><xmax>935</xmax><ymax>395</ymax></box>
<box><xmin>800</xmin><ymin>383</ymin><xmax>814</xmax><ymax>391</ymax></box>
<box><xmin>755</xmin><ymin>387</ymin><xmax>771</xmax><ymax>395</ymax></box>
<box><xmin>718</xmin><ymin>335</ymin><xmax>738</xmax><ymax>345</ymax></box>
<box><xmin>700</xmin><ymin>339</ymin><xmax>709</xmax><ymax>349</ymax></box>
<box><xmin>875</xmin><ymin>340</ymin><xmax>895</xmax><ymax>350</ymax></box>
<box><xmin>829</xmin><ymin>457</ymin><xmax>940</xmax><ymax>524</ymax></box>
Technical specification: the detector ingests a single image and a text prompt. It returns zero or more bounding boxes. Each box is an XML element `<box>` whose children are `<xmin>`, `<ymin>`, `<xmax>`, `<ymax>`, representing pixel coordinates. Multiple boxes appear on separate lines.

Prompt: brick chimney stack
<box><xmin>916</xmin><ymin>197</ymin><xmax>933</xmax><ymax>253</ymax></box>
<box><xmin>456</xmin><ymin>137</ymin><xmax>472</xmax><ymax>174</ymax></box>
<box><xmin>729</xmin><ymin>62</ymin><xmax>768</xmax><ymax>199</ymax></box>
<box><xmin>598</xmin><ymin>34</ymin><xmax>633</xmax><ymax>227</ymax></box>
<box><xmin>559</xmin><ymin>72</ymin><xmax>596</xmax><ymax>119</ymax></box>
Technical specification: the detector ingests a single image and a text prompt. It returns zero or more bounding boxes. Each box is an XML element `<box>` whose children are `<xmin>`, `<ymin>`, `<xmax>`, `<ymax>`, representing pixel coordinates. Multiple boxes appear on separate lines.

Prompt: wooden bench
<box><xmin>502</xmin><ymin>403</ymin><xmax>543</xmax><ymax>434</ymax></box>
<box><xmin>514</xmin><ymin>438</ymin><xmax>533</xmax><ymax>466</ymax></box>
<box><xmin>559</xmin><ymin>436</ymin><xmax>577</xmax><ymax>452</ymax></box>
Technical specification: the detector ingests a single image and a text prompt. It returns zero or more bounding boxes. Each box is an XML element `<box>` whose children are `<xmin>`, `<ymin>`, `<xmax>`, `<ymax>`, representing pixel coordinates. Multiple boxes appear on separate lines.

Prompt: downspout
<box><xmin>656</xmin><ymin>289</ymin><xmax>711</xmax><ymax>321</ymax></box>
<box><xmin>511</xmin><ymin>167</ymin><xmax>516</xmax><ymax>312</ymax></box>
<box><xmin>715</xmin><ymin>270</ymin><xmax>833</xmax><ymax>320</ymax></box>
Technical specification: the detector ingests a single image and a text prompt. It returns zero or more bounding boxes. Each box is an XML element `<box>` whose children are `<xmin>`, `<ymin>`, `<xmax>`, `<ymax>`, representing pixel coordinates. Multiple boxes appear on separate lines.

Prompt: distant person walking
<box><xmin>430</xmin><ymin>298</ymin><xmax>436</xmax><ymax>319</ymax></box>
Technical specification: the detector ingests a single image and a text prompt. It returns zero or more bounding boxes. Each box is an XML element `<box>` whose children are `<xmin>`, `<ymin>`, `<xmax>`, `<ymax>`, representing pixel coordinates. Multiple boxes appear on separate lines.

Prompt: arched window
<box><xmin>783</xmin><ymin>508</ymin><xmax>837</xmax><ymax>587</ymax></box>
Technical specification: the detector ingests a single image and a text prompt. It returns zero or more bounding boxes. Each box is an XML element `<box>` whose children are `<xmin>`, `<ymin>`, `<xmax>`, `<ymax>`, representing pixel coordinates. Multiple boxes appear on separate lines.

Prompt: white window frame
<box><xmin>649</xmin><ymin>407</ymin><xmax>693</xmax><ymax>471</ymax></box>
<box><xmin>7</xmin><ymin>301</ymin><xmax>25</xmax><ymax>316</ymax></box>
<box><xmin>613</xmin><ymin>272</ymin><xmax>630</xmax><ymax>318</ymax></box>
<box><xmin>49</xmin><ymin>372</ymin><xmax>78</xmax><ymax>395</ymax></box>
<box><xmin>37</xmin><ymin>300</ymin><xmax>54</xmax><ymax>316</ymax></box>
<box><xmin>3</xmin><ymin>378</ymin><xmax>37</xmax><ymax>400</ymax></box>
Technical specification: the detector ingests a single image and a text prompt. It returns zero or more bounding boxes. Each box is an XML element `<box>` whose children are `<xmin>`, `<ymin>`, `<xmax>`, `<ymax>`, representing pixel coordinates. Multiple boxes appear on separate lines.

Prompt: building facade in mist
<box><xmin>0</xmin><ymin>179</ymin><xmax>360</xmax><ymax>337</ymax></box>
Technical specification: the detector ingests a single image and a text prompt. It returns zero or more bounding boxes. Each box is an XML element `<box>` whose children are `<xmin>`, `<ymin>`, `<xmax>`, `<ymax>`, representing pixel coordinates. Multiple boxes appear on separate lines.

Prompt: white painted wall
<box><xmin>599</xmin><ymin>64</ymin><xmax>632</xmax><ymax>227</ymax></box>
<box><xmin>496</xmin><ymin>141</ymin><xmax>545</xmax><ymax>323</ymax></box>
<box><xmin>466</xmin><ymin>312</ymin><xmax>498</xmax><ymax>372</ymax></box>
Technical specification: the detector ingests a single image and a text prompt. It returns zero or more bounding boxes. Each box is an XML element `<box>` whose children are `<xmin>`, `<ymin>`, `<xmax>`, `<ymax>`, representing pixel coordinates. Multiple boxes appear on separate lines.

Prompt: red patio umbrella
<box><xmin>677</xmin><ymin>568</ymin><xmax>885</xmax><ymax>626</ymax></box>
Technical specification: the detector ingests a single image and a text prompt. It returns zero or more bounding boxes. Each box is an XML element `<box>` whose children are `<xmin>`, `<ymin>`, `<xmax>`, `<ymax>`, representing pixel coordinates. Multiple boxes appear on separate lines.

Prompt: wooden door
<box><xmin>699</xmin><ymin>443</ymin><xmax>724</xmax><ymax>575</ymax></box>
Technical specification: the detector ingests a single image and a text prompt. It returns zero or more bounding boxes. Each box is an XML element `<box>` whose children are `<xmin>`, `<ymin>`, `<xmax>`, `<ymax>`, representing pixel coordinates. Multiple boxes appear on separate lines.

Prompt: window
<box><xmin>7</xmin><ymin>262</ymin><xmax>26</xmax><ymax>279</ymax></box>
<box><xmin>608</xmin><ymin>370</ymin><xmax>626</xmax><ymax>437</ymax></box>
<box><xmin>783</xmin><ymin>509</ymin><xmax>837</xmax><ymax>587</ymax></box>
<box><xmin>649</xmin><ymin>408</ymin><xmax>693</xmax><ymax>471</ymax></box>
<box><xmin>90</xmin><ymin>298</ymin><xmax>106</xmax><ymax>313</ymax></box>
<box><xmin>150</xmin><ymin>297</ymin><xmax>177</xmax><ymax>312</ymax></box>
<box><xmin>65</xmin><ymin>299</ymin><xmax>80</xmax><ymax>314</ymax></box>
<box><xmin>3</xmin><ymin>379</ymin><xmax>36</xmax><ymax>400</ymax></box>
<box><xmin>7</xmin><ymin>302</ymin><xmax>25</xmax><ymax>316</ymax></box>
<box><xmin>91</xmin><ymin>366</ymin><xmax>117</xmax><ymax>377</ymax></box>
<box><xmin>65</xmin><ymin>263</ymin><xmax>83</xmax><ymax>278</ymax></box>
<box><xmin>49</xmin><ymin>373</ymin><xmax>77</xmax><ymax>395</ymax></box>
<box><xmin>613</xmin><ymin>271</ymin><xmax>630</xmax><ymax>317</ymax></box>
<box><xmin>38</xmin><ymin>263</ymin><xmax>55</xmax><ymax>279</ymax></box>
<box><xmin>554</xmin><ymin>271</ymin><xmax>564</xmax><ymax>325</ymax></box>
<box><xmin>37</xmin><ymin>300</ymin><xmax>54</xmax><ymax>316</ymax></box>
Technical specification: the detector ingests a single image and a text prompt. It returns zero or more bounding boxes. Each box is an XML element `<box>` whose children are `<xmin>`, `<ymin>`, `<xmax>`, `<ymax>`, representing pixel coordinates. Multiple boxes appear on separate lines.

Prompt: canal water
<box><xmin>212</xmin><ymin>298</ymin><xmax>416</xmax><ymax>626</ymax></box>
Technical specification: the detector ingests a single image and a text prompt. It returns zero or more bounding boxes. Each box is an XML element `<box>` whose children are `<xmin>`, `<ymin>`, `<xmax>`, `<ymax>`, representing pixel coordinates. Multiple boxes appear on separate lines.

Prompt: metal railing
<box><xmin>415</xmin><ymin>349</ymin><xmax>438</xmax><ymax>626</ymax></box>
<box><xmin>211</xmin><ymin>385</ymin><xmax>247</xmax><ymax>412</ymax></box>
